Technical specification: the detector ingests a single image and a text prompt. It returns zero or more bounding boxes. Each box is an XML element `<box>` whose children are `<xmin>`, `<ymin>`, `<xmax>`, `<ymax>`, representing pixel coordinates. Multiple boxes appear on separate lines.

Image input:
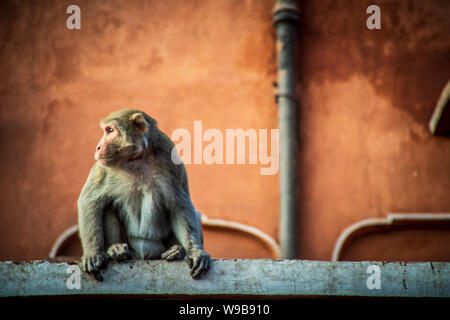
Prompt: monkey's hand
<box><xmin>161</xmin><ymin>245</ymin><xmax>185</xmax><ymax>261</ymax></box>
<box><xmin>186</xmin><ymin>250</ymin><xmax>210</xmax><ymax>279</ymax></box>
<box><xmin>107</xmin><ymin>243</ymin><xmax>131</xmax><ymax>261</ymax></box>
<box><xmin>81</xmin><ymin>254</ymin><xmax>108</xmax><ymax>281</ymax></box>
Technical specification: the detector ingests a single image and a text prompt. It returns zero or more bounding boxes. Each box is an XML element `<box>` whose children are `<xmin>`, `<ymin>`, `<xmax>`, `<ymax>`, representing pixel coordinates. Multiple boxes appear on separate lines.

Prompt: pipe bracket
<box><xmin>273</xmin><ymin>2</ymin><xmax>300</xmax><ymax>26</ymax></box>
<box><xmin>275</xmin><ymin>92</ymin><xmax>299</xmax><ymax>105</ymax></box>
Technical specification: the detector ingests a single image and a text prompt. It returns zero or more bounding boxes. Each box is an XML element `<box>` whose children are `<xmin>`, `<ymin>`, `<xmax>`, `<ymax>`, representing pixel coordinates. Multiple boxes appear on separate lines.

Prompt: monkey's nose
<box><xmin>96</xmin><ymin>145</ymin><xmax>101</xmax><ymax>151</ymax></box>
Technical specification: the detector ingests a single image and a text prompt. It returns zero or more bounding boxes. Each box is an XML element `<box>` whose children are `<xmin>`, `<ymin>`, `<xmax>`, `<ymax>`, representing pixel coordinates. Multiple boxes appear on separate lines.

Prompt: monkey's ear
<box><xmin>130</xmin><ymin>113</ymin><xmax>148</xmax><ymax>133</ymax></box>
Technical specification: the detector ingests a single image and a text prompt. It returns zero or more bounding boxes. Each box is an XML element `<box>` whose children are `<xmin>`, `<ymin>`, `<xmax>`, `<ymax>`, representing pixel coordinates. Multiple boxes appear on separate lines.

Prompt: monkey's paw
<box><xmin>81</xmin><ymin>254</ymin><xmax>108</xmax><ymax>282</ymax></box>
<box><xmin>187</xmin><ymin>250</ymin><xmax>211</xmax><ymax>279</ymax></box>
<box><xmin>107</xmin><ymin>243</ymin><xmax>131</xmax><ymax>261</ymax></box>
<box><xmin>161</xmin><ymin>245</ymin><xmax>185</xmax><ymax>261</ymax></box>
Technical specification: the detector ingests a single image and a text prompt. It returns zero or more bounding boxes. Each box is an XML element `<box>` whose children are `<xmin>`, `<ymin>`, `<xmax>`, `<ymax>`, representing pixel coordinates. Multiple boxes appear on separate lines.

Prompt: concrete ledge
<box><xmin>0</xmin><ymin>260</ymin><xmax>449</xmax><ymax>298</ymax></box>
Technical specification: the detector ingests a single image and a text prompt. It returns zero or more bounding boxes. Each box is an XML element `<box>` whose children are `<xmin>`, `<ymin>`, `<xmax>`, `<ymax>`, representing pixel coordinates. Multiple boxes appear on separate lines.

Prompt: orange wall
<box><xmin>0</xmin><ymin>0</ymin><xmax>279</xmax><ymax>261</ymax></box>
<box><xmin>0</xmin><ymin>0</ymin><xmax>449</xmax><ymax>262</ymax></box>
<box><xmin>296</xmin><ymin>0</ymin><xmax>450</xmax><ymax>260</ymax></box>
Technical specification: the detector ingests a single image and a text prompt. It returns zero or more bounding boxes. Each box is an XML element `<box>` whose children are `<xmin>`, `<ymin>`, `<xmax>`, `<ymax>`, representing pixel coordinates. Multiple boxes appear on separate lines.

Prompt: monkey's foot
<box><xmin>187</xmin><ymin>250</ymin><xmax>211</xmax><ymax>279</ymax></box>
<box><xmin>107</xmin><ymin>243</ymin><xmax>131</xmax><ymax>261</ymax></box>
<box><xmin>81</xmin><ymin>254</ymin><xmax>108</xmax><ymax>282</ymax></box>
<box><xmin>161</xmin><ymin>245</ymin><xmax>185</xmax><ymax>261</ymax></box>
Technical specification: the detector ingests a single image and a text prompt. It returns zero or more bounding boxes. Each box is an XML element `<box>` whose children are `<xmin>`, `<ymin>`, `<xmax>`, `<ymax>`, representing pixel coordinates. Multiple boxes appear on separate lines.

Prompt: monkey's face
<box><xmin>95</xmin><ymin>123</ymin><xmax>122</xmax><ymax>167</ymax></box>
<box><xmin>95</xmin><ymin>112</ymin><xmax>150</xmax><ymax>167</ymax></box>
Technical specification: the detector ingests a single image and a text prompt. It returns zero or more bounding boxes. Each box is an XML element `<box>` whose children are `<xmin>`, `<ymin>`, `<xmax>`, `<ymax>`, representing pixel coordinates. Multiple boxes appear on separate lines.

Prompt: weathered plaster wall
<box><xmin>0</xmin><ymin>0</ymin><xmax>449</xmax><ymax>261</ymax></box>
<box><xmin>296</xmin><ymin>0</ymin><xmax>450</xmax><ymax>260</ymax></box>
<box><xmin>0</xmin><ymin>0</ymin><xmax>278</xmax><ymax>260</ymax></box>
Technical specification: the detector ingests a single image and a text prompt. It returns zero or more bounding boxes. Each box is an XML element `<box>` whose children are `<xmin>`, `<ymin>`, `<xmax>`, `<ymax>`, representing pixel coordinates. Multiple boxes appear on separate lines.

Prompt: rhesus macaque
<box><xmin>78</xmin><ymin>109</ymin><xmax>210</xmax><ymax>280</ymax></box>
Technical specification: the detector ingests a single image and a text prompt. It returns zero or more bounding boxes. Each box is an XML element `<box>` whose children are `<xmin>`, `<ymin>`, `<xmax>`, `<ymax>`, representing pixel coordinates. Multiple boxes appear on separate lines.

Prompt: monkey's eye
<box><xmin>105</xmin><ymin>127</ymin><xmax>114</xmax><ymax>134</ymax></box>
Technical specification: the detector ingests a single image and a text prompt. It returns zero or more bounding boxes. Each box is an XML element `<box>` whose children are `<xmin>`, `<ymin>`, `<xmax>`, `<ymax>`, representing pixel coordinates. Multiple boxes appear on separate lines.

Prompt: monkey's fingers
<box><xmin>187</xmin><ymin>257</ymin><xmax>194</xmax><ymax>269</ymax></box>
<box><xmin>97</xmin><ymin>255</ymin><xmax>107</xmax><ymax>267</ymax></box>
<box><xmin>162</xmin><ymin>246</ymin><xmax>185</xmax><ymax>261</ymax></box>
<box><xmin>204</xmin><ymin>257</ymin><xmax>210</xmax><ymax>271</ymax></box>
<box><xmin>161</xmin><ymin>251</ymin><xmax>169</xmax><ymax>259</ymax></box>
<box><xmin>81</xmin><ymin>255</ymin><xmax>107</xmax><ymax>281</ymax></box>
<box><xmin>82</xmin><ymin>261</ymin><xmax>102</xmax><ymax>281</ymax></box>
<box><xmin>87</xmin><ymin>260</ymin><xmax>102</xmax><ymax>281</ymax></box>
<box><xmin>107</xmin><ymin>243</ymin><xmax>131</xmax><ymax>261</ymax></box>
<box><xmin>89</xmin><ymin>261</ymin><xmax>105</xmax><ymax>282</ymax></box>
<box><xmin>191</xmin><ymin>256</ymin><xmax>201</xmax><ymax>272</ymax></box>
<box><xmin>190</xmin><ymin>253</ymin><xmax>211</xmax><ymax>279</ymax></box>
<box><xmin>82</xmin><ymin>257</ymin><xmax>96</xmax><ymax>273</ymax></box>
<box><xmin>161</xmin><ymin>249</ymin><xmax>174</xmax><ymax>260</ymax></box>
<box><xmin>91</xmin><ymin>270</ymin><xmax>103</xmax><ymax>282</ymax></box>
<box><xmin>190</xmin><ymin>258</ymin><xmax>207</xmax><ymax>279</ymax></box>
<box><xmin>82</xmin><ymin>259</ymin><xmax>89</xmax><ymax>273</ymax></box>
<box><xmin>162</xmin><ymin>251</ymin><xmax>178</xmax><ymax>261</ymax></box>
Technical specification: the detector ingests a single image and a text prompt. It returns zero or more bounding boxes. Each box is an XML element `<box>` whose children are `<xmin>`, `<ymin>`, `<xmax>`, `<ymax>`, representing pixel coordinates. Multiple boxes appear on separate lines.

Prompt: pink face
<box><xmin>95</xmin><ymin>123</ymin><xmax>119</xmax><ymax>165</ymax></box>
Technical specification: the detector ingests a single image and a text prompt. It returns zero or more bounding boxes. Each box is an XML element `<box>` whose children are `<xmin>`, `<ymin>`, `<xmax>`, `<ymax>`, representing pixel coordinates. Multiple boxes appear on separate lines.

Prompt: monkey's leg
<box><xmin>171</xmin><ymin>208</ymin><xmax>210</xmax><ymax>279</ymax></box>
<box><xmin>78</xmin><ymin>196</ymin><xmax>108</xmax><ymax>281</ymax></box>
<box><xmin>104</xmin><ymin>208</ymin><xmax>131</xmax><ymax>261</ymax></box>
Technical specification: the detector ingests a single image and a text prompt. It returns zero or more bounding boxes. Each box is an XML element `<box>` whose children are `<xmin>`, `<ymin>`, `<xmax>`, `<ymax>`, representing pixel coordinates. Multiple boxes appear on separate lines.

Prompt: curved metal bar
<box><xmin>201</xmin><ymin>215</ymin><xmax>281</xmax><ymax>258</ymax></box>
<box><xmin>49</xmin><ymin>217</ymin><xmax>281</xmax><ymax>259</ymax></box>
<box><xmin>49</xmin><ymin>224</ymin><xmax>79</xmax><ymax>259</ymax></box>
<box><xmin>332</xmin><ymin>213</ymin><xmax>450</xmax><ymax>261</ymax></box>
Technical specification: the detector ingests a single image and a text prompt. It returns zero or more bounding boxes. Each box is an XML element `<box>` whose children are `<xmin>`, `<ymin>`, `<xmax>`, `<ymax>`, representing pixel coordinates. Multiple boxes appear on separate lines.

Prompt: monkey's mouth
<box><xmin>94</xmin><ymin>152</ymin><xmax>104</xmax><ymax>161</ymax></box>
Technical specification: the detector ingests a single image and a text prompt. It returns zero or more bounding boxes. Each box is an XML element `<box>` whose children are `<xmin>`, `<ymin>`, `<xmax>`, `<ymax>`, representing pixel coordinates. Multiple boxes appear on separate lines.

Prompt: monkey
<box><xmin>77</xmin><ymin>108</ymin><xmax>210</xmax><ymax>281</ymax></box>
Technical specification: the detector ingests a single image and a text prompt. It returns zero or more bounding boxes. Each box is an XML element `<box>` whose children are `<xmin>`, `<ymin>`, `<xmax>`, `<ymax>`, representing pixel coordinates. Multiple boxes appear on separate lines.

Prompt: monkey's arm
<box><xmin>170</xmin><ymin>195</ymin><xmax>210</xmax><ymax>279</ymax></box>
<box><xmin>77</xmin><ymin>166</ymin><xmax>108</xmax><ymax>280</ymax></box>
<box><xmin>78</xmin><ymin>199</ymin><xmax>105</xmax><ymax>255</ymax></box>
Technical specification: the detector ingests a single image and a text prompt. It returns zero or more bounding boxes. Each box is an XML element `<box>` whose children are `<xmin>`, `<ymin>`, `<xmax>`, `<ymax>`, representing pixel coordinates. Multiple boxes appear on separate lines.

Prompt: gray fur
<box><xmin>78</xmin><ymin>109</ymin><xmax>210</xmax><ymax>281</ymax></box>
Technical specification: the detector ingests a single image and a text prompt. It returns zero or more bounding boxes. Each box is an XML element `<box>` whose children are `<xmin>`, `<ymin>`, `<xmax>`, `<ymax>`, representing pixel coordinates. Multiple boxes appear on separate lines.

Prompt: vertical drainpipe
<box><xmin>273</xmin><ymin>0</ymin><xmax>300</xmax><ymax>259</ymax></box>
